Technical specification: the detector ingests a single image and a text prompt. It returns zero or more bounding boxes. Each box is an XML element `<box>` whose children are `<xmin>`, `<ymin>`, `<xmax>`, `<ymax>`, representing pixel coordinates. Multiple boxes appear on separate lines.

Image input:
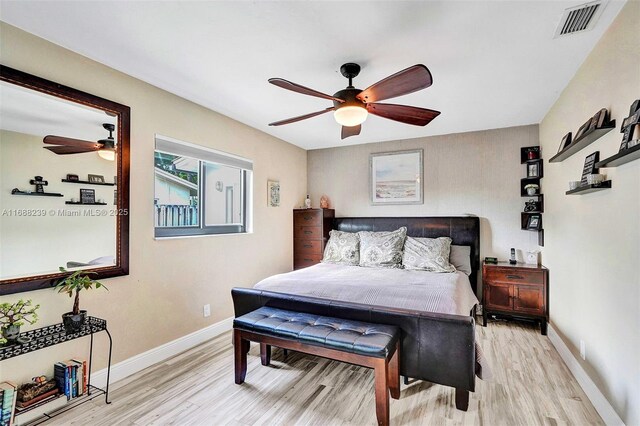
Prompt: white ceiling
<box><xmin>0</xmin><ymin>1</ymin><xmax>626</xmax><ymax>150</ymax></box>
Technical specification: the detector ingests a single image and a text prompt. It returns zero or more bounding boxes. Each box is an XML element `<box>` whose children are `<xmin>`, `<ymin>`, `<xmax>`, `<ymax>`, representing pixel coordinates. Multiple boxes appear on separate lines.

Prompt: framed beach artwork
<box><xmin>370</xmin><ymin>149</ymin><xmax>423</xmax><ymax>205</ymax></box>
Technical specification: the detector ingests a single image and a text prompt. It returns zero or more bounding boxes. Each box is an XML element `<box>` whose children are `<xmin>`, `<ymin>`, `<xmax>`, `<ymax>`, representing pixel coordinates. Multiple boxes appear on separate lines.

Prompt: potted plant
<box><xmin>0</xmin><ymin>299</ymin><xmax>40</xmax><ymax>344</ymax></box>
<box><xmin>55</xmin><ymin>267</ymin><xmax>108</xmax><ymax>334</ymax></box>
<box><xmin>524</xmin><ymin>183</ymin><xmax>539</xmax><ymax>196</ymax></box>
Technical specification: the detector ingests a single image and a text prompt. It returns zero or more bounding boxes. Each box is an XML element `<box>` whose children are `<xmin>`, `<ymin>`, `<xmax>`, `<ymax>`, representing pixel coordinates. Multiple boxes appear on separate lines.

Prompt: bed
<box><xmin>231</xmin><ymin>216</ymin><xmax>486</xmax><ymax>410</ymax></box>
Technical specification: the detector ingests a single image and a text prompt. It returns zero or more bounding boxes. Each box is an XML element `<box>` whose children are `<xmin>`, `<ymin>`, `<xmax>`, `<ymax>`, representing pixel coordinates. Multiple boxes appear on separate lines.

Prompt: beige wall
<box><xmin>539</xmin><ymin>2</ymin><xmax>640</xmax><ymax>424</ymax></box>
<box><xmin>308</xmin><ymin>124</ymin><xmax>541</xmax><ymax>293</ymax></box>
<box><xmin>0</xmin><ymin>22</ymin><xmax>307</xmax><ymax>383</ymax></box>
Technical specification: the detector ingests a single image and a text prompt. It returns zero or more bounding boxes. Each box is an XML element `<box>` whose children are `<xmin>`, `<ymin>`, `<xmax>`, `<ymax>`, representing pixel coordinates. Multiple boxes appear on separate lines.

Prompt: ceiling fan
<box><xmin>268</xmin><ymin>63</ymin><xmax>440</xmax><ymax>139</ymax></box>
<box><xmin>43</xmin><ymin>123</ymin><xmax>116</xmax><ymax>161</ymax></box>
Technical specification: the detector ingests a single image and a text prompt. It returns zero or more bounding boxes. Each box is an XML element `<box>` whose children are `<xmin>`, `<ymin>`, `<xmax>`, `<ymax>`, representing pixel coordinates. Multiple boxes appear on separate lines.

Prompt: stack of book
<box><xmin>0</xmin><ymin>382</ymin><xmax>18</xmax><ymax>426</ymax></box>
<box><xmin>54</xmin><ymin>359</ymin><xmax>88</xmax><ymax>400</ymax></box>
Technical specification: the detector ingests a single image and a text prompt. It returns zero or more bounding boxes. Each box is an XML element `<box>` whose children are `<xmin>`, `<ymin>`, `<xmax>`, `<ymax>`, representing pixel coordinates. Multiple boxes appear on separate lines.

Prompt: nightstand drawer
<box><xmin>294</xmin><ymin>239</ymin><xmax>323</xmax><ymax>254</ymax></box>
<box><xmin>294</xmin><ymin>226</ymin><xmax>323</xmax><ymax>240</ymax></box>
<box><xmin>484</xmin><ymin>268</ymin><xmax>544</xmax><ymax>286</ymax></box>
<box><xmin>294</xmin><ymin>210</ymin><xmax>322</xmax><ymax>226</ymax></box>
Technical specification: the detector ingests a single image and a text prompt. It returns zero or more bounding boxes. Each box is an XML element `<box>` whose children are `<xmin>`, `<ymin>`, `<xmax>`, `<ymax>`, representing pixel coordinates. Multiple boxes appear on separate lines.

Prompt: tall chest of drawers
<box><xmin>293</xmin><ymin>208</ymin><xmax>334</xmax><ymax>269</ymax></box>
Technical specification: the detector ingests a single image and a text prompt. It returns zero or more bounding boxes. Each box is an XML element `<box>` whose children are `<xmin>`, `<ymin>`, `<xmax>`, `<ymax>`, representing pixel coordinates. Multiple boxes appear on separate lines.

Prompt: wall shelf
<box><xmin>62</xmin><ymin>179</ymin><xmax>115</xmax><ymax>186</ymax></box>
<box><xmin>565</xmin><ymin>181</ymin><xmax>612</xmax><ymax>195</ymax></box>
<box><xmin>65</xmin><ymin>202</ymin><xmax>107</xmax><ymax>205</ymax></box>
<box><xmin>11</xmin><ymin>191</ymin><xmax>63</xmax><ymax>197</ymax></box>
<box><xmin>549</xmin><ymin>122</ymin><xmax>616</xmax><ymax>163</ymax></box>
<box><xmin>595</xmin><ymin>143</ymin><xmax>640</xmax><ymax>168</ymax></box>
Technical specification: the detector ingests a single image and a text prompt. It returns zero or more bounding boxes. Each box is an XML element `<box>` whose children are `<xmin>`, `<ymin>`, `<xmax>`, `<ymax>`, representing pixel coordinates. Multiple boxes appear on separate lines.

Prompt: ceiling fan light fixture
<box><xmin>98</xmin><ymin>147</ymin><xmax>116</xmax><ymax>161</ymax></box>
<box><xmin>334</xmin><ymin>105</ymin><xmax>368</xmax><ymax>127</ymax></box>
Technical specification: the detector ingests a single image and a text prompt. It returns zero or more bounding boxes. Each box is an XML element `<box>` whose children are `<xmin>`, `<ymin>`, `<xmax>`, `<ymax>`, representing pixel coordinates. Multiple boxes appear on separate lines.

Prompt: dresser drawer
<box><xmin>294</xmin><ymin>226</ymin><xmax>323</xmax><ymax>240</ymax></box>
<box><xmin>294</xmin><ymin>210</ymin><xmax>322</xmax><ymax>226</ymax></box>
<box><xmin>294</xmin><ymin>239</ymin><xmax>323</xmax><ymax>254</ymax></box>
<box><xmin>484</xmin><ymin>268</ymin><xmax>544</xmax><ymax>286</ymax></box>
<box><xmin>294</xmin><ymin>254</ymin><xmax>323</xmax><ymax>269</ymax></box>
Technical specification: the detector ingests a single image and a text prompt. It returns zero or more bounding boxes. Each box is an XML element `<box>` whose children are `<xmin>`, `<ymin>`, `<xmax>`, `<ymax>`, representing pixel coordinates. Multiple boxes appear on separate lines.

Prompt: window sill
<box><xmin>154</xmin><ymin>231</ymin><xmax>254</xmax><ymax>241</ymax></box>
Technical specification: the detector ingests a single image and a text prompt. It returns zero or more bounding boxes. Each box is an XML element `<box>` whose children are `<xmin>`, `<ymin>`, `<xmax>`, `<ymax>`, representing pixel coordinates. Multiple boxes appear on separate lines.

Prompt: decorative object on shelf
<box><xmin>619</xmin><ymin>99</ymin><xmax>640</xmax><ymax>151</ymax></box>
<box><xmin>569</xmin><ymin>181</ymin><xmax>581</xmax><ymax>190</ymax></box>
<box><xmin>304</xmin><ymin>194</ymin><xmax>311</xmax><ymax>209</ymax></box>
<box><xmin>527</xmin><ymin>149</ymin><xmax>539</xmax><ymax>160</ymax></box>
<box><xmin>521</xmin><ymin>146</ymin><xmax>540</xmax><ymax>162</ymax></box>
<box><xmin>10</xmin><ymin>175</ymin><xmax>64</xmax><ymax>197</ymax></box>
<box><xmin>80</xmin><ymin>188</ymin><xmax>96</xmax><ymax>204</ymax></box>
<box><xmin>527</xmin><ymin>162</ymin><xmax>540</xmax><ymax>178</ymax></box>
<box><xmin>524</xmin><ymin>183</ymin><xmax>539</xmax><ymax>195</ymax></box>
<box><xmin>54</xmin><ymin>267</ymin><xmax>108</xmax><ymax>334</ymax></box>
<box><xmin>29</xmin><ymin>176</ymin><xmax>48</xmax><ymax>193</ymax></box>
<box><xmin>66</xmin><ymin>174</ymin><xmax>79</xmax><ymax>182</ymax></box>
<box><xmin>320</xmin><ymin>195</ymin><xmax>330</xmax><ymax>209</ymax></box>
<box><xmin>586</xmin><ymin>173</ymin><xmax>605</xmax><ymax>185</ymax></box>
<box><xmin>87</xmin><ymin>174</ymin><xmax>105</xmax><ymax>184</ymax></box>
<box><xmin>527</xmin><ymin>215</ymin><xmax>542</xmax><ymax>230</ymax></box>
<box><xmin>484</xmin><ymin>257</ymin><xmax>498</xmax><ymax>264</ymax></box>
<box><xmin>0</xmin><ymin>299</ymin><xmax>40</xmax><ymax>345</ymax></box>
<box><xmin>558</xmin><ymin>132</ymin><xmax>572</xmax><ymax>153</ymax></box>
<box><xmin>268</xmin><ymin>180</ymin><xmax>280</xmax><ymax>207</ymax></box>
<box><xmin>580</xmin><ymin>151</ymin><xmax>600</xmax><ymax>186</ymax></box>
<box><xmin>16</xmin><ymin>377</ymin><xmax>58</xmax><ymax>409</ymax></box>
<box><xmin>509</xmin><ymin>248</ymin><xmax>517</xmax><ymax>265</ymax></box>
<box><xmin>526</xmin><ymin>250</ymin><xmax>540</xmax><ymax>265</ymax></box>
<box><xmin>370</xmin><ymin>149</ymin><xmax>423</xmax><ymax>205</ymax></box>
<box><xmin>566</xmin><ymin>180</ymin><xmax>612</xmax><ymax>195</ymax></box>
<box><xmin>524</xmin><ymin>199</ymin><xmax>539</xmax><ymax>212</ymax></box>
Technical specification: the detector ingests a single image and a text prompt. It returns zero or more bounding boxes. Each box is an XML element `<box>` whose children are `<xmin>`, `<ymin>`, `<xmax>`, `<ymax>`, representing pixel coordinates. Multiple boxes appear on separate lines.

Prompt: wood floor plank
<box><xmin>30</xmin><ymin>319</ymin><xmax>603</xmax><ymax>426</ymax></box>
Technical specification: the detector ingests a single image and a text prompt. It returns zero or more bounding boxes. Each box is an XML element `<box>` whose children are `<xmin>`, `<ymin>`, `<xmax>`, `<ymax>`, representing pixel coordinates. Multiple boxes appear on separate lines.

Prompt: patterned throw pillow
<box><xmin>402</xmin><ymin>236</ymin><xmax>456</xmax><ymax>272</ymax></box>
<box><xmin>322</xmin><ymin>230</ymin><xmax>360</xmax><ymax>265</ymax></box>
<box><xmin>358</xmin><ymin>227</ymin><xmax>407</xmax><ymax>269</ymax></box>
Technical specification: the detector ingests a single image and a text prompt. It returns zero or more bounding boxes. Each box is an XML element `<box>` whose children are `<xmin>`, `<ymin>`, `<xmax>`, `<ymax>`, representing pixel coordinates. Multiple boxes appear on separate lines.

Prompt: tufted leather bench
<box><xmin>233</xmin><ymin>306</ymin><xmax>401</xmax><ymax>426</ymax></box>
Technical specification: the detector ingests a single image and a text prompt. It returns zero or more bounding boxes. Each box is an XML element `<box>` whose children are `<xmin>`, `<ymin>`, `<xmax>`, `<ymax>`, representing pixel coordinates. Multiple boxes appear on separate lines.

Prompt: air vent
<box><xmin>554</xmin><ymin>1</ymin><xmax>606</xmax><ymax>38</ymax></box>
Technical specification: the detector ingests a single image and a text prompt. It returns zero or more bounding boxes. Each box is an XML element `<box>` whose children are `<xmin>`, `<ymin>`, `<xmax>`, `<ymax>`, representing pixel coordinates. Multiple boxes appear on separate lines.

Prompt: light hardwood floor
<box><xmin>40</xmin><ymin>319</ymin><xmax>603</xmax><ymax>425</ymax></box>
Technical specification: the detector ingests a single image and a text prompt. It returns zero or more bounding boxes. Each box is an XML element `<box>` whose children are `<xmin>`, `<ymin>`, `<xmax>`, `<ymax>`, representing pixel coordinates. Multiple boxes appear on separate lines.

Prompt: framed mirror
<box><xmin>0</xmin><ymin>65</ymin><xmax>130</xmax><ymax>294</ymax></box>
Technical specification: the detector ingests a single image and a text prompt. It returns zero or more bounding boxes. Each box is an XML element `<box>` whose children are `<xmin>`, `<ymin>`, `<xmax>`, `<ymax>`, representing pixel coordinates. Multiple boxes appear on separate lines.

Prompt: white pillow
<box><xmin>402</xmin><ymin>236</ymin><xmax>456</xmax><ymax>273</ymax></box>
<box><xmin>450</xmin><ymin>245</ymin><xmax>472</xmax><ymax>275</ymax></box>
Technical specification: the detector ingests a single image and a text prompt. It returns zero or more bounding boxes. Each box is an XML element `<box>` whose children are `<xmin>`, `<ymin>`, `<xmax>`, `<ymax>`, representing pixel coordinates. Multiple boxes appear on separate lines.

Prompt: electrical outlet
<box><xmin>580</xmin><ymin>340</ymin><xmax>586</xmax><ymax>360</ymax></box>
<box><xmin>203</xmin><ymin>304</ymin><xmax>211</xmax><ymax>318</ymax></box>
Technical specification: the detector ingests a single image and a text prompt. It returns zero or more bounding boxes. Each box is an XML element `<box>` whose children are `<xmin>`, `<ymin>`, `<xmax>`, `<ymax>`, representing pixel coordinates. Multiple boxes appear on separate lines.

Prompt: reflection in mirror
<box><xmin>0</xmin><ymin>81</ymin><xmax>117</xmax><ymax>280</ymax></box>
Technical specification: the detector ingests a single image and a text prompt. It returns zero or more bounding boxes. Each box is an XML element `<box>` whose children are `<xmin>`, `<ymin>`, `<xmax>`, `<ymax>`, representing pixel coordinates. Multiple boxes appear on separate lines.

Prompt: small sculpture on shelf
<box><xmin>320</xmin><ymin>195</ymin><xmax>330</xmax><ymax>209</ymax></box>
<box><xmin>619</xmin><ymin>99</ymin><xmax>640</xmax><ymax>152</ymax></box>
<box><xmin>524</xmin><ymin>184</ymin><xmax>539</xmax><ymax>196</ymax></box>
<box><xmin>524</xmin><ymin>199</ymin><xmax>538</xmax><ymax>212</ymax></box>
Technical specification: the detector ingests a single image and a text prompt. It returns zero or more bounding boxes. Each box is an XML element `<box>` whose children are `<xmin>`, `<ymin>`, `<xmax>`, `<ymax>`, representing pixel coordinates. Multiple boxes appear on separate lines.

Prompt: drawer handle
<box><xmin>303</xmin><ymin>244</ymin><xmax>313</xmax><ymax>248</ymax></box>
<box><xmin>304</xmin><ymin>216</ymin><xmax>313</xmax><ymax>221</ymax></box>
<box><xmin>506</xmin><ymin>275</ymin><xmax>524</xmax><ymax>280</ymax></box>
<box><xmin>304</xmin><ymin>230</ymin><xmax>313</xmax><ymax>234</ymax></box>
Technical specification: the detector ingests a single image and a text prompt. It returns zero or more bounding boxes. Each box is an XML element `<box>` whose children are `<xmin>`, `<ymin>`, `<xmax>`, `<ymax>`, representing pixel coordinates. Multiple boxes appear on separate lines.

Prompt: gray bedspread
<box><xmin>254</xmin><ymin>263</ymin><xmax>491</xmax><ymax>379</ymax></box>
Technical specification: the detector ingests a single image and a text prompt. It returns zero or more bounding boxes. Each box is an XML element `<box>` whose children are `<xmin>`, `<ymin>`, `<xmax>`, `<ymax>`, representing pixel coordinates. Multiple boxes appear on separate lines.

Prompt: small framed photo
<box><xmin>66</xmin><ymin>173</ymin><xmax>79</xmax><ymax>182</ymax></box>
<box><xmin>527</xmin><ymin>215</ymin><xmax>541</xmax><ymax>230</ymax></box>
<box><xmin>575</xmin><ymin>120</ymin><xmax>591</xmax><ymax>141</ymax></box>
<box><xmin>580</xmin><ymin>151</ymin><xmax>600</xmax><ymax>186</ymax></box>
<box><xmin>80</xmin><ymin>188</ymin><xmax>96</xmax><ymax>204</ymax></box>
<box><xmin>558</xmin><ymin>132</ymin><xmax>572</xmax><ymax>153</ymax></box>
<box><xmin>88</xmin><ymin>174</ymin><xmax>105</xmax><ymax>183</ymax></box>
<box><xmin>268</xmin><ymin>180</ymin><xmax>280</xmax><ymax>207</ymax></box>
<box><xmin>527</xmin><ymin>163</ymin><xmax>540</xmax><ymax>178</ymax></box>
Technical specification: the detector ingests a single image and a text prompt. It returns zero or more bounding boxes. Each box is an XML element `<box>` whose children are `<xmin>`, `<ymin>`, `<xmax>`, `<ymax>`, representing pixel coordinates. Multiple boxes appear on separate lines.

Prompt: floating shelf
<box><xmin>595</xmin><ymin>143</ymin><xmax>640</xmax><ymax>168</ymax></box>
<box><xmin>11</xmin><ymin>191</ymin><xmax>63</xmax><ymax>197</ymax></box>
<box><xmin>65</xmin><ymin>202</ymin><xmax>107</xmax><ymax>205</ymax></box>
<box><xmin>565</xmin><ymin>180</ymin><xmax>612</xmax><ymax>195</ymax></box>
<box><xmin>549</xmin><ymin>123</ymin><xmax>616</xmax><ymax>163</ymax></box>
<box><xmin>62</xmin><ymin>179</ymin><xmax>115</xmax><ymax>186</ymax></box>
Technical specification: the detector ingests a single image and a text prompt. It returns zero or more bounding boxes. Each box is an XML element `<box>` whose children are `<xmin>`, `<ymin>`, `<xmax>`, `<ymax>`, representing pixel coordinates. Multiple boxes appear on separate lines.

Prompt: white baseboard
<box><xmin>547</xmin><ymin>324</ymin><xmax>625</xmax><ymax>426</ymax></box>
<box><xmin>90</xmin><ymin>316</ymin><xmax>234</xmax><ymax>390</ymax></box>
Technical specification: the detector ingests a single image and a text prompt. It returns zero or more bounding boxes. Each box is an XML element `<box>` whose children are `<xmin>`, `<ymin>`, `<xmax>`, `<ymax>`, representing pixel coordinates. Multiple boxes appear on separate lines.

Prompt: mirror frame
<box><xmin>0</xmin><ymin>65</ymin><xmax>130</xmax><ymax>295</ymax></box>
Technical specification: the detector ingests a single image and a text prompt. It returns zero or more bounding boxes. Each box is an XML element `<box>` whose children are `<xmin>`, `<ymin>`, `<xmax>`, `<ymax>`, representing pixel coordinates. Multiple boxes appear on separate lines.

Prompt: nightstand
<box><xmin>482</xmin><ymin>262</ymin><xmax>549</xmax><ymax>335</ymax></box>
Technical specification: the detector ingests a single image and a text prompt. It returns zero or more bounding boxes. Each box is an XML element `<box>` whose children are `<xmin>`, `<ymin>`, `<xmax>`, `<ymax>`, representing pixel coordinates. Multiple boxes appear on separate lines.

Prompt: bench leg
<box><xmin>388</xmin><ymin>342</ymin><xmax>400</xmax><ymax>400</ymax></box>
<box><xmin>233</xmin><ymin>329</ymin><xmax>248</xmax><ymax>384</ymax></box>
<box><xmin>374</xmin><ymin>358</ymin><xmax>390</xmax><ymax>426</ymax></box>
<box><xmin>455</xmin><ymin>388</ymin><xmax>469</xmax><ymax>411</ymax></box>
<box><xmin>260</xmin><ymin>343</ymin><xmax>271</xmax><ymax>366</ymax></box>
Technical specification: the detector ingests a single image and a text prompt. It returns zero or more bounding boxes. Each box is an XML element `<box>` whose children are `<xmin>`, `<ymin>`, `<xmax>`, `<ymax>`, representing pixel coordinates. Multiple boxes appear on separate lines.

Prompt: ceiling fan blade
<box><xmin>341</xmin><ymin>125</ymin><xmax>361</xmax><ymax>140</ymax></box>
<box><xmin>367</xmin><ymin>103</ymin><xmax>440</xmax><ymax>126</ymax></box>
<box><xmin>357</xmin><ymin>65</ymin><xmax>433</xmax><ymax>103</ymax></box>
<box><xmin>44</xmin><ymin>145</ymin><xmax>100</xmax><ymax>155</ymax></box>
<box><xmin>268</xmin><ymin>78</ymin><xmax>344</xmax><ymax>103</ymax></box>
<box><xmin>43</xmin><ymin>135</ymin><xmax>100</xmax><ymax>148</ymax></box>
<box><xmin>269</xmin><ymin>107</ymin><xmax>335</xmax><ymax>126</ymax></box>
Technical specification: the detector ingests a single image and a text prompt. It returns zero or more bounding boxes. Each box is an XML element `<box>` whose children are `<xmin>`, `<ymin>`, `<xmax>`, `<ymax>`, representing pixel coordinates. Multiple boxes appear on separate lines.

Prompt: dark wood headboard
<box><xmin>333</xmin><ymin>216</ymin><xmax>480</xmax><ymax>294</ymax></box>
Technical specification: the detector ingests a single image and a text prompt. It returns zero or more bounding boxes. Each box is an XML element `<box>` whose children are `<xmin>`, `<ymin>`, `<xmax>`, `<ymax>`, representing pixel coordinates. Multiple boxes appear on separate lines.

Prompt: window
<box><xmin>154</xmin><ymin>135</ymin><xmax>252</xmax><ymax>238</ymax></box>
